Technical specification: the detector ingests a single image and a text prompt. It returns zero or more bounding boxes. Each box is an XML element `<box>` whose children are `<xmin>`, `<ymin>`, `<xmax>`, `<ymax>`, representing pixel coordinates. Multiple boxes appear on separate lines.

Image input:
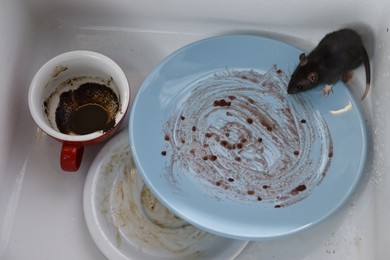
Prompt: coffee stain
<box><xmin>97</xmin><ymin>142</ymin><xmax>233</xmax><ymax>259</ymax></box>
<box><xmin>51</xmin><ymin>65</ymin><xmax>68</xmax><ymax>78</ymax></box>
<box><xmin>163</xmin><ymin>66</ymin><xmax>333</xmax><ymax>207</ymax></box>
<box><xmin>43</xmin><ymin>75</ymin><xmax>119</xmax><ymax>134</ymax></box>
<box><xmin>54</xmin><ymin>82</ymin><xmax>119</xmax><ymax>135</ymax></box>
<box><xmin>140</xmin><ymin>185</ymin><xmax>190</xmax><ymax>230</ymax></box>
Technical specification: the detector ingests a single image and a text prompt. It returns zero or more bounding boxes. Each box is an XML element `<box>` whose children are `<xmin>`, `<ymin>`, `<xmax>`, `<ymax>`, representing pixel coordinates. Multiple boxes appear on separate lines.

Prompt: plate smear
<box><xmin>91</xmin><ymin>133</ymin><xmax>247</xmax><ymax>259</ymax></box>
<box><xmin>163</xmin><ymin>66</ymin><xmax>333</xmax><ymax>207</ymax></box>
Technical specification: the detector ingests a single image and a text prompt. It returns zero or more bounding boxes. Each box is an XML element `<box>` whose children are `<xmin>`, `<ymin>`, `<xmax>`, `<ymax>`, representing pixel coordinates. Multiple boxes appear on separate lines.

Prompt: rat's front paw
<box><xmin>321</xmin><ymin>84</ymin><xmax>333</xmax><ymax>96</ymax></box>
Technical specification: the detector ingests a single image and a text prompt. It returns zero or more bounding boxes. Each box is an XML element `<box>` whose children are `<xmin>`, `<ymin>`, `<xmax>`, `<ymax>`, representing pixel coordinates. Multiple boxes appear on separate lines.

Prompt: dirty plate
<box><xmin>83</xmin><ymin>129</ymin><xmax>248</xmax><ymax>260</ymax></box>
<box><xmin>129</xmin><ymin>35</ymin><xmax>367</xmax><ymax>239</ymax></box>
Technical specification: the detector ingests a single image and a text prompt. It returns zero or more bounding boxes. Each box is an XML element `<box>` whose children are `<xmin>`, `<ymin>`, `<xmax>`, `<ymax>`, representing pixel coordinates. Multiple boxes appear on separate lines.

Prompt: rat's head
<box><xmin>287</xmin><ymin>53</ymin><xmax>319</xmax><ymax>94</ymax></box>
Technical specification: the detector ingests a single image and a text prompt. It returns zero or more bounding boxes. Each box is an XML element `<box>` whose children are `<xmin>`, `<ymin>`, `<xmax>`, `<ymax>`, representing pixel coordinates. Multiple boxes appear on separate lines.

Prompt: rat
<box><xmin>287</xmin><ymin>28</ymin><xmax>371</xmax><ymax>101</ymax></box>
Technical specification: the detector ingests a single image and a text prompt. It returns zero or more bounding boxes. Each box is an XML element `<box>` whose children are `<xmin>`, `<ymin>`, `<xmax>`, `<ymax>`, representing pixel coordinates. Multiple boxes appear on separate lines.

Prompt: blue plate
<box><xmin>129</xmin><ymin>35</ymin><xmax>367</xmax><ymax>240</ymax></box>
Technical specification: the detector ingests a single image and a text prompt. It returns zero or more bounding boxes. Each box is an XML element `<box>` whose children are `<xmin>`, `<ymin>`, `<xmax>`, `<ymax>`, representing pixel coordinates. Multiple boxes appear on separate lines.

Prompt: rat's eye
<box><xmin>297</xmin><ymin>85</ymin><xmax>304</xmax><ymax>90</ymax></box>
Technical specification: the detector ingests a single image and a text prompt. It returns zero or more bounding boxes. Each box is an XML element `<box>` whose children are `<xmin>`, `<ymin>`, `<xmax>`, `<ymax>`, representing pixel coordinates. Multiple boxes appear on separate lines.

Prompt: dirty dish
<box><xmin>28</xmin><ymin>51</ymin><xmax>130</xmax><ymax>171</ymax></box>
<box><xmin>129</xmin><ymin>35</ymin><xmax>367</xmax><ymax>239</ymax></box>
<box><xmin>83</xmin><ymin>129</ymin><xmax>248</xmax><ymax>260</ymax></box>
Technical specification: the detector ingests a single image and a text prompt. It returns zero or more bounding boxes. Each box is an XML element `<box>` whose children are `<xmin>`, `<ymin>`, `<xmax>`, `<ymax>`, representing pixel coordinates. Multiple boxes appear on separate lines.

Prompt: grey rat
<box><xmin>287</xmin><ymin>28</ymin><xmax>371</xmax><ymax>101</ymax></box>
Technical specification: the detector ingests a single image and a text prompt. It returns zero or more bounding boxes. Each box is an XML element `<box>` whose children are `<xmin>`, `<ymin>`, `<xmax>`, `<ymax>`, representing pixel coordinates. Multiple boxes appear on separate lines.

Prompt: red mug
<box><xmin>28</xmin><ymin>51</ymin><xmax>130</xmax><ymax>172</ymax></box>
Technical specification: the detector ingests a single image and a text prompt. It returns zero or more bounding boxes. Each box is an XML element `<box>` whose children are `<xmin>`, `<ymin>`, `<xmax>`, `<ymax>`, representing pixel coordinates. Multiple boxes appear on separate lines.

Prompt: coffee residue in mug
<box><xmin>54</xmin><ymin>82</ymin><xmax>120</xmax><ymax>135</ymax></box>
<box><xmin>163</xmin><ymin>66</ymin><xmax>333</xmax><ymax>207</ymax></box>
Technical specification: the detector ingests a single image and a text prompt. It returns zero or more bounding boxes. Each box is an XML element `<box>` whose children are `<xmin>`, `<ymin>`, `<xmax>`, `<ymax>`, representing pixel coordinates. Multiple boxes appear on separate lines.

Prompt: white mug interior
<box><xmin>28</xmin><ymin>51</ymin><xmax>130</xmax><ymax>142</ymax></box>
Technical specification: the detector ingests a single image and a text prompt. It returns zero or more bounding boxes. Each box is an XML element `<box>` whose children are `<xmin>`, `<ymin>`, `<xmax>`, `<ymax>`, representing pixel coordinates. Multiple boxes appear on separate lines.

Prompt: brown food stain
<box><xmin>98</xmin><ymin>142</ymin><xmax>225</xmax><ymax>258</ymax></box>
<box><xmin>51</xmin><ymin>65</ymin><xmax>68</xmax><ymax>78</ymax></box>
<box><xmin>291</xmin><ymin>184</ymin><xmax>307</xmax><ymax>195</ymax></box>
<box><xmin>53</xmin><ymin>82</ymin><xmax>119</xmax><ymax>135</ymax></box>
<box><xmin>213</xmin><ymin>99</ymin><xmax>231</xmax><ymax>107</ymax></box>
<box><xmin>163</xmin><ymin>67</ymin><xmax>334</xmax><ymax>207</ymax></box>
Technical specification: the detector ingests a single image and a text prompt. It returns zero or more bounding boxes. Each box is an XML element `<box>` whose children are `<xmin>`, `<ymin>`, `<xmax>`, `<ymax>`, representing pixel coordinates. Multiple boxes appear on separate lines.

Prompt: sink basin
<box><xmin>0</xmin><ymin>0</ymin><xmax>387</xmax><ymax>259</ymax></box>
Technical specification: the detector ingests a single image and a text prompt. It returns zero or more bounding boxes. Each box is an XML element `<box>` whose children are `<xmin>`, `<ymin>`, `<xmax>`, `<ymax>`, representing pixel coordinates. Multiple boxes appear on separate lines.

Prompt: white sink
<box><xmin>1</xmin><ymin>0</ymin><xmax>387</xmax><ymax>259</ymax></box>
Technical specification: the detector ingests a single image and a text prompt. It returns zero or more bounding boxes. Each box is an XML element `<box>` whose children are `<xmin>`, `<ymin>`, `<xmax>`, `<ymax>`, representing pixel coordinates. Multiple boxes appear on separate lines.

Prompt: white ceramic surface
<box><xmin>84</xmin><ymin>129</ymin><xmax>248</xmax><ymax>260</ymax></box>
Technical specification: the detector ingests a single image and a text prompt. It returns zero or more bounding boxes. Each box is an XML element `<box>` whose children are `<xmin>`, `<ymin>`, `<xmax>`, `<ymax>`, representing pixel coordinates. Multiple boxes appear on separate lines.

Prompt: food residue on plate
<box><xmin>162</xmin><ymin>66</ymin><xmax>333</xmax><ymax>207</ymax></box>
<box><xmin>98</xmin><ymin>142</ymin><xmax>235</xmax><ymax>258</ymax></box>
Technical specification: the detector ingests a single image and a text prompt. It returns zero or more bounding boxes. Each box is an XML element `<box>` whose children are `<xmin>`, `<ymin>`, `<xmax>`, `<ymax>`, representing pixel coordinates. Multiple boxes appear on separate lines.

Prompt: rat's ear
<box><xmin>299</xmin><ymin>53</ymin><xmax>308</xmax><ymax>66</ymax></box>
<box><xmin>308</xmin><ymin>72</ymin><xmax>318</xmax><ymax>83</ymax></box>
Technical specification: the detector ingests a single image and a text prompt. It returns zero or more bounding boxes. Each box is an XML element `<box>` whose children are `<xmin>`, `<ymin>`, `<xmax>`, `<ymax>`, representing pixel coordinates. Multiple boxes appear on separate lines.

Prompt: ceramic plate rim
<box><xmin>83</xmin><ymin>128</ymin><xmax>249</xmax><ymax>259</ymax></box>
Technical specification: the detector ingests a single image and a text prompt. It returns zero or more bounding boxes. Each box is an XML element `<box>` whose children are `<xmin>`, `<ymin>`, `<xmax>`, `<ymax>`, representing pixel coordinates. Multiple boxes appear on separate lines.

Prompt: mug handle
<box><xmin>60</xmin><ymin>142</ymin><xmax>84</xmax><ymax>172</ymax></box>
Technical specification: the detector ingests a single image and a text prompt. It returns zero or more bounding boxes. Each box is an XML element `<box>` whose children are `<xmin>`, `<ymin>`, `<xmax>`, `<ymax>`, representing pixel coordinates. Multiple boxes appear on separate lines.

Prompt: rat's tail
<box><xmin>360</xmin><ymin>46</ymin><xmax>371</xmax><ymax>101</ymax></box>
